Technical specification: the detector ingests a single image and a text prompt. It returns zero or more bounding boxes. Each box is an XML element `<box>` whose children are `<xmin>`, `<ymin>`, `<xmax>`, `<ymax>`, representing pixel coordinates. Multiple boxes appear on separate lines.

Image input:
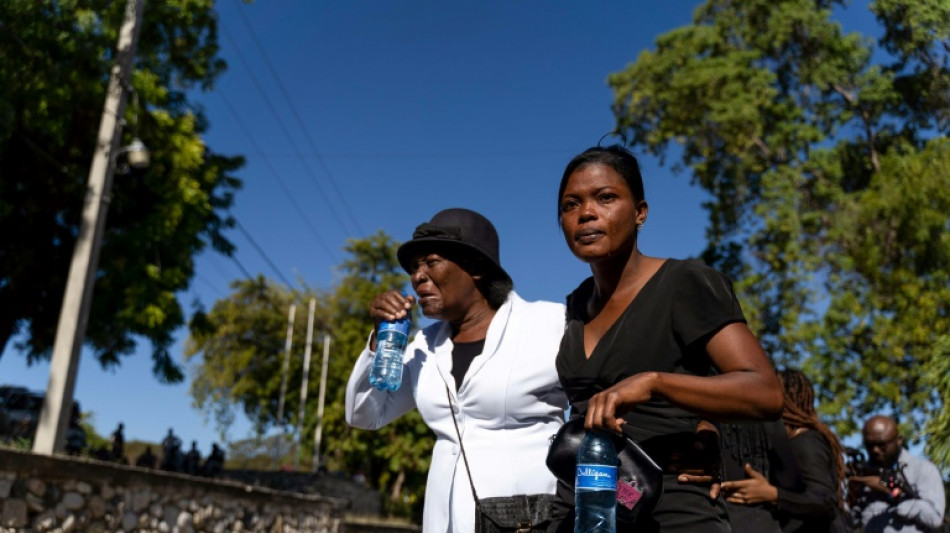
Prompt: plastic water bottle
<box><xmin>369</xmin><ymin>317</ymin><xmax>410</xmax><ymax>391</ymax></box>
<box><xmin>575</xmin><ymin>430</ymin><xmax>618</xmax><ymax>533</ymax></box>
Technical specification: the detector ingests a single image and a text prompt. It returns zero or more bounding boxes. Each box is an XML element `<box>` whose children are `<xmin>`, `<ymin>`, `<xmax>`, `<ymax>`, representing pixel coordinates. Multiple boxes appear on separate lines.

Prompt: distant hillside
<box><xmin>125</xmin><ymin>439</ymin><xmax>161</xmax><ymax>465</ymax></box>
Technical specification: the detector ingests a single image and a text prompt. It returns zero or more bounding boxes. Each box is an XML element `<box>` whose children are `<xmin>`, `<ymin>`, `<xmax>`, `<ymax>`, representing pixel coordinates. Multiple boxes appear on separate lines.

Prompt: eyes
<box><xmin>411</xmin><ymin>254</ymin><xmax>443</xmax><ymax>274</ymax></box>
<box><xmin>559</xmin><ymin>191</ymin><xmax>620</xmax><ymax>214</ymax></box>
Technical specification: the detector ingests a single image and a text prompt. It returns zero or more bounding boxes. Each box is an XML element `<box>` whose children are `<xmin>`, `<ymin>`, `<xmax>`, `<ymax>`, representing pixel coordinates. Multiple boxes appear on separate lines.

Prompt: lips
<box><xmin>415</xmin><ymin>290</ymin><xmax>437</xmax><ymax>303</ymax></box>
<box><xmin>574</xmin><ymin>228</ymin><xmax>603</xmax><ymax>244</ymax></box>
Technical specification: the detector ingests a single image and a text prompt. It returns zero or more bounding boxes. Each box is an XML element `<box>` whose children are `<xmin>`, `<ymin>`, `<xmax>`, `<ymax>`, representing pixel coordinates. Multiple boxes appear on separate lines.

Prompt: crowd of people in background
<box><xmin>93</xmin><ymin>424</ymin><xmax>225</xmax><ymax>478</ymax></box>
<box><xmin>719</xmin><ymin>370</ymin><xmax>946</xmax><ymax>533</ymax></box>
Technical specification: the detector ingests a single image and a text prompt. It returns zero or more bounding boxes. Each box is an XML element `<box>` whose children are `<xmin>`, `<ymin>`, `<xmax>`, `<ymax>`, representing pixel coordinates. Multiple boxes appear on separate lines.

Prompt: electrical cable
<box><xmin>231</xmin><ymin>0</ymin><xmax>364</xmax><ymax>236</ymax></box>
<box><xmin>232</xmin><ymin>217</ymin><xmax>296</xmax><ymax>289</ymax></box>
<box><xmin>255</xmin><ymin>148</ymin><xmax>581</xmax><ymax>160</ymax></box>
<box><xmin>229</xmin><ymin>254</ymin><xmax>254</xmax><ymax>281</ymax></box>
<box><xmin>217</xmin><ymin>91</ymin><xmax>339</xmax><ymax>262</ymax></box>
<box><xmin>193</xmin><ymin>272</ymin><xmax>226</xmax><ymax>298</ymax></box>
<box><xmin>219</xmin><ymin>23</ymin><xmax>358</xmax><ymax>240</ymax></box>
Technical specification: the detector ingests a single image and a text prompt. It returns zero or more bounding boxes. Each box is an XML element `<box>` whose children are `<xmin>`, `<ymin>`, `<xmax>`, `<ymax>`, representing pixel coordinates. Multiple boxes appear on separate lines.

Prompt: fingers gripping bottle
<box><xmin>369</xmin><ymin>316</ymin><xmax>410</xmax><ymax>391</ymax></box>
<box><xmin>575</xmin><ymin>431</ymin><xmax>618</xmax><ymax>533</ymax></box>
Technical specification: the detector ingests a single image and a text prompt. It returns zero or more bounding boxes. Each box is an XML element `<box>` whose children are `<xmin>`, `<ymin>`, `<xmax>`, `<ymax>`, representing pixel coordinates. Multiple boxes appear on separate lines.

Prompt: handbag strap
<box><xmin>445</xmin><ymin>384</ymin><xmax>481</xmax><ymax>504</ymax></box>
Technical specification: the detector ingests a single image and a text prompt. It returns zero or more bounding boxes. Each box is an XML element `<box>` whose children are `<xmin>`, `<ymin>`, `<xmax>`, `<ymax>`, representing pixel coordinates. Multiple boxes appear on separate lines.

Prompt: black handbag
<box><xmin>475</xmin><ymin>493</ymin><xmax>553</xmax><ymax>533</ymax></box>
<box><xmin>446</xmin><ymin>385</ymin><xmax>553</xmax><ymax>532</ymax></box>
<box><xmin>546</xmin><ymin>416</ymin><xmax>664</xmax><ymax>525</ymax></box>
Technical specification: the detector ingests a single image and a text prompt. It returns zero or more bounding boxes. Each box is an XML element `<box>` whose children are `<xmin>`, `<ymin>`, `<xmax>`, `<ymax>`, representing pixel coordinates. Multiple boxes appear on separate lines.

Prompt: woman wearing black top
<box><xmin>550</xmin><ymin>145</ymin><xmax>784</xmax><ymax>532</ymax></box>
<box><xmin>721</xmin><ymin>368</ymin><xmax>850</xmax><ymax>533</ymax></box>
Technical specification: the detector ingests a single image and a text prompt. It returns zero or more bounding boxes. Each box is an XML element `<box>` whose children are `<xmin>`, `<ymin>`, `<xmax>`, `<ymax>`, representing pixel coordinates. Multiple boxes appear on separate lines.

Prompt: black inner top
<box><xmin>451</xmin><ymin>339</ymin><xmax>485</xmax><ymax>391</ymax></box>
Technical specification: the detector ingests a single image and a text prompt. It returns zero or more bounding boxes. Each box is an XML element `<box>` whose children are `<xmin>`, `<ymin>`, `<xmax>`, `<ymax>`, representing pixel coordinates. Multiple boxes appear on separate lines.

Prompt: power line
<box><xmin>231</xmin><ymin>0</ymin><xmax>364</xmax><ymax>237</ymax></box>
<box><xmin>217</xmin><ymin>91</ymin><xmax>339</xmax><ymax>262</ymax></box>
<box><xmin>230</xmin><ymin>254</ymin><xmax>254</xmax><ymax>280</ymax></box>
<box><xmin>219</xmin><ymin>22</ymin><xmax>361</xmax><ymax>239</ymax></box>
<box><xmin>233</xmin><ymin>217</ymin><xmax>296</xmax><ymax>289</ymax></box>
<box><xmin>206</xmin><ymin>254</ymin><xmax>239</xmax><ymax>285</ymax></box>
<box><xmin>254</xmin><ymin>148</ymin><xmax>583</xmax><ymax>160</ymax></box>
<box><xmin>193</xmin><ymin>272</ymin><xmax>226</xmax><ymax>298</ymax></box>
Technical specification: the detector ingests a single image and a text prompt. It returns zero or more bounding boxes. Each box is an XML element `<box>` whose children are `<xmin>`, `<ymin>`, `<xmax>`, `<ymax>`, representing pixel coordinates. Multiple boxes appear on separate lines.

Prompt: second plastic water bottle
<box><xmin>369</xmin><ymin>317</ymin><xmax>410</xmax><ymax>391</ymax></box>
<box><xmin>575</xmin><ymin>430</ymin><xmax>618</xmax><ymax>533</ymax></box>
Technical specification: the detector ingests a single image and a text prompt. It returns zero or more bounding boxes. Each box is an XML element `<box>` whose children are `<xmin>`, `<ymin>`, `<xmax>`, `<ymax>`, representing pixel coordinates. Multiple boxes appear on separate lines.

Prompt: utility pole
<box><xmin>312</xmin><ymin>333</ymin><xmax>330</xmax><ymax>471</ymax></box>
<box><xmin>294</xmin><ymin>298</ymin><xmax>316</xmax><ymax>470</ymax></box>
<box><xmin>274</xmin><ymin>303</ymin><xmax>296</xmax><ymax>469</ymax></box>
<box><xmin>33</xmin><ymin>0</ymin><xmax>145</xmax><ymax>455</ymax></box>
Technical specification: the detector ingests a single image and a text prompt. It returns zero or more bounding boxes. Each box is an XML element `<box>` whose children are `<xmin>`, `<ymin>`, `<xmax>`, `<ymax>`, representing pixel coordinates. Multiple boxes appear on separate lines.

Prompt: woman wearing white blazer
<box><xmin>345</xmin><ymin>208</ymin><xmax>568</xmax><ymax>533</ymax></box>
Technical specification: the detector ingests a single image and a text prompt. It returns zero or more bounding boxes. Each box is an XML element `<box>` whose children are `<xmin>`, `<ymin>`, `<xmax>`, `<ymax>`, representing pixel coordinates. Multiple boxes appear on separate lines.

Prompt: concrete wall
<box><xmin>0</xmin><ymin>448</ymin><xmax>347</xmax><ymax>532</ymax></box>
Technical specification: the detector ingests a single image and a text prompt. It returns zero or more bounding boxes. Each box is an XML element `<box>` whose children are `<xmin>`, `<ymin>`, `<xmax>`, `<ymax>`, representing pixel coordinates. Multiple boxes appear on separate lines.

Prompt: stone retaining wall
<box><xmin>0</xmin><ymin>448</ymin><xmax>346</xmax><ymax>532</ymax></box>
<box><xmin>219</xmin><ymin>471</ymin><xmax>382</xmax><ymax>517</ymax></box>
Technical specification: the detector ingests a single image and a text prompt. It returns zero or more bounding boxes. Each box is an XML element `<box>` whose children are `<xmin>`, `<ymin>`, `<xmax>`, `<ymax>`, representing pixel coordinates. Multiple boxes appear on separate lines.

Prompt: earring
<box><xmin>637</xmin><ymin>223</ymin><xmax>644</xmax><ymax>231</ymax></box>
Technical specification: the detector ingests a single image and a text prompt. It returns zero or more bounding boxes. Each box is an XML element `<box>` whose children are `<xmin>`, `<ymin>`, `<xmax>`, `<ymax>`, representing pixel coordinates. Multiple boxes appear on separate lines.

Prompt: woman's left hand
<box><xmin>584</xmin><ymin>372</ymin><xmax>658</xmax><ymax>433</ymax></box>
<box><xmin>721</xmin><ymin>463</ymin><xmax>778</xmax><ymax>505</ymax></box>
<box><xmin>675</xmin><ymin>420</ymin><xmax>722</xmax><ymax>500</ymax></box>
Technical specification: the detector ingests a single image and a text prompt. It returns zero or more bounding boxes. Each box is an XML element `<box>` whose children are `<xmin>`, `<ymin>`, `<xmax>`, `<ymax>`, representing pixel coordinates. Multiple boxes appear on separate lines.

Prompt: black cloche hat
<box><xmin>397</xmin><ymin>208</ymin><xmax>511</xmax><ymax>282</ymax></box>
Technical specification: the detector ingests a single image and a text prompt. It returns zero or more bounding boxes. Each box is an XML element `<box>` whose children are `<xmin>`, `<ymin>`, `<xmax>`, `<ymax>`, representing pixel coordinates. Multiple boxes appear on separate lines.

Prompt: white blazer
<box><xmin>345</xmin><ymin>292</ymin><xmax>568</xmax><ymax>533</ymax></box>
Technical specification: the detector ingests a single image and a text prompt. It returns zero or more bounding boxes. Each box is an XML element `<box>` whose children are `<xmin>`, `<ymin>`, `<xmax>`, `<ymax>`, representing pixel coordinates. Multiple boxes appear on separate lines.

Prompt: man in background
<box><xmin>848</xmin><ymin>415</ymin><xmax>945</xmax><ymax>532</ymax></box>
<box><xmin>109</xmin><ymin>422</ymin><xmax>125</xmax><ymax>462</ymax></box>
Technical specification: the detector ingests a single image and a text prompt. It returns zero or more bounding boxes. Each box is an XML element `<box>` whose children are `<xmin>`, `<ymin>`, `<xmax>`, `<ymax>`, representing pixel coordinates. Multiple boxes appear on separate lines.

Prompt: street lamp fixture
<box><xmin>123</xmin><ymin>138</ymin><xmax>150</xmax><ymax>169</ymax></box>
<box><xmin>116</xmin><ymin>137</ymin><xmax>150</xmax><ymax>174</ymax></box>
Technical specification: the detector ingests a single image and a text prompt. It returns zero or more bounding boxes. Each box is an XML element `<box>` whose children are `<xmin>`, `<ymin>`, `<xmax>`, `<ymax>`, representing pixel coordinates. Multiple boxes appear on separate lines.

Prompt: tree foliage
<box><xmin>186</xmin><ymin>276</ymin><xmax>307</xmax><ymax>436</ymax></box>
<box><xmin>609</xmin><ymin>0</ymin><xmax>949</xmax><ymax>456</ymax></box>
<box><xmin>923</xmin><ymin>335</ymin><xmax>950</xmax><ymax>468</ymax></box>
<box><xmin>0</xmin><ymin>0</ymin><xmax>242</xmax><ymax>381</ymax></box>
<box><xmin>186</xmin><ymin>231</ymin><xmax>433</xmax><ymax>520</ymax></box>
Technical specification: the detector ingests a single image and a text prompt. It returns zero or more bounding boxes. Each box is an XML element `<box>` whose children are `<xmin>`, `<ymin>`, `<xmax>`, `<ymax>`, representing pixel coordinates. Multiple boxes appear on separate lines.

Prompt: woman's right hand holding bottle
<box><xmin>369</xmin><ymin>290</ymin><xmax>414</xmax><ymax>350</ymax></box>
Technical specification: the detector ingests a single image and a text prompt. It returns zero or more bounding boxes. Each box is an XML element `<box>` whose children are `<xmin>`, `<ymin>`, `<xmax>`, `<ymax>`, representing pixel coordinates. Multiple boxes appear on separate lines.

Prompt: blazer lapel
<box><xmin>459</xmin><ymin>293</ymin><xmax>515</xmax><ymax>391</ymax></box>
<box><xmin>431</xmin><ymin>321</ymin><xmax>457</xmax><ymax>399</ymax></box>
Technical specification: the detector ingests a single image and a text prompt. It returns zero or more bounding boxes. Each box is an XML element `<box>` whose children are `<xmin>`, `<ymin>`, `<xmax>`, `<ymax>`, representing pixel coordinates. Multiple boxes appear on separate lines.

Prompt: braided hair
<box><xmin>779</xmin><ymin>368</ymin><xmax>847</xmax><ymax>506</ymax></box>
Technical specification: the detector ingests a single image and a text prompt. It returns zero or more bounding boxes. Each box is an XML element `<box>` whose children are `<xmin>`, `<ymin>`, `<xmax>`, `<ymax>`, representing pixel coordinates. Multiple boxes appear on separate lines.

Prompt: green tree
<box><xmin>185</xmin><ymin>275</ymin><xmax>311</xmax><ymax>438</ymax></box>
<box><xmin>0</xmin><ymin>0</ymin><xmax>242</xmax><ymax>381</ymax></box>
<box><xmin>77</xmin><ymin>412</ymin><xmax>109</xmax><ymax>455</ymax></box>
<box><xmin>226</xmin><ymin>434</ymin><xmax>289</xmax><ymax>470</ymax></box>
<box><xmin>608</xmin><ymin>0</ymin><xmax>949</xmax><ymax>453</ymax></box>
<box><xmin>186</xmin><ymin>232</ymin><xmax>433</xmax><ymax>520</ymax></box>
<box><xmin>923</xmin><ymin>335</ymin><xmax>950</xmax><ymax>468</ymax></box>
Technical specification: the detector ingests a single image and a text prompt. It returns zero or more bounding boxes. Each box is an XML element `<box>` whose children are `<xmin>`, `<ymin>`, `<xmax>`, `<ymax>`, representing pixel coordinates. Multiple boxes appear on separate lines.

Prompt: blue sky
<box><xmin>2</xmin><ymin>1</ymin><xmax>879</xmax><ymax>455</ymax></box>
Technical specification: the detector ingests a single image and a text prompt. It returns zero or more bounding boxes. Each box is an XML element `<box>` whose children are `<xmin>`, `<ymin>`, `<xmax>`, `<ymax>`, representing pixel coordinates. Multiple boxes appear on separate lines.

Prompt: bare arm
<box><xmin>584</xmin><ymin>322</ymin><xmax>783</xmax><ymax>432</ymax></box>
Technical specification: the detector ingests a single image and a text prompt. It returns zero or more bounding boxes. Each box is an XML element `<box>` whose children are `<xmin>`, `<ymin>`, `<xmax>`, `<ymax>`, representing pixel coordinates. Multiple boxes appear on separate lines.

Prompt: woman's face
<box><xmin>409</xmin><ymin>251</ymin><xmax>481</xmax><ymax>322</ymax></box>
<box><xmin>559</xmin><ymin>163</ymin><xmax>646</xmax><ymax>263</ymax></box>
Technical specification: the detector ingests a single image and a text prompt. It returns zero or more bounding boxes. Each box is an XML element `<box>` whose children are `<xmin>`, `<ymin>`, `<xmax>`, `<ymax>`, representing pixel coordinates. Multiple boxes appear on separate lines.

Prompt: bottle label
<box><xmin>576</xmin><ymin>464</ymin><xmax>617</xmax><ymax>491</ymax></box>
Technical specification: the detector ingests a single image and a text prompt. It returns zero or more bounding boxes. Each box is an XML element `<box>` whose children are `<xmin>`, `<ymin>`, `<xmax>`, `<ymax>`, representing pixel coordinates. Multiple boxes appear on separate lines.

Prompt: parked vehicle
<box><xmin>0</xmin><ymin>386</ymin><xmax>43</xmax><ymax>441</ymax></box>
<box><xmin>0</xmin><ymin>385</ymin><xmax>86</xmax><ymax>454</ymax></box>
